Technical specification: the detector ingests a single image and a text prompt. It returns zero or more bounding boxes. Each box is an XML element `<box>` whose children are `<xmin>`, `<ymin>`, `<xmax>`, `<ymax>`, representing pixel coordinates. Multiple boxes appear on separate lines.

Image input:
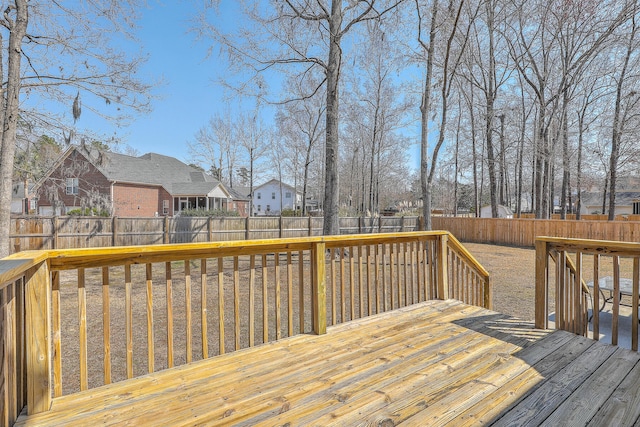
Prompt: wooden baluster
<box><xmin>125</xmin><ymin>265</ymin><xmax>133</xmax><ymax>378</ymax></box>
<box><xmin>145</xmin><ymin>264</ymin><xmax>154</xmax><ymax>373</ymax></box>
<box><xmin>201</xmin><ymin>260</ymin><xmax>208</xmax><ymax>359</ymax></box>
<box><xmin>274</xmin><ymin>252</ymin><xmax>281</xmax><ymax>340</ymax></box>
<box><xmin>218</xmin><ymin>257</ymin><xmax>225</xmax><ymax>354</ymax></box>
<box><xmin>349</xmin><ymin>247</ymin><xmax>355</xmax><ymax>320</ymax></box>
<box><xmin>612</xmin><ymin>255</ymin><xmax>620</xmax><ymax>346</ymax></box>
<box><xmin>262</xmin><ymin>254</ymin><xmax>268</xmax><ymax>343</ymax></box>
<box><xmin>287</xmin><ymin>252</ymin><xmax>294</xmax><ymax>335</ymax></box>
<box><xmin>165</xmin><ymin>262</ymin><xmax>174</xmax><ymax>368</ymax></box>
<box><xmin>249</xmin><ymin>255</ymin><xmax>256</xmax><ymax>347</ymax></box>
<box><xmin>234</xmin><ymin>257</ymin><xmax>240</xmax><ymax>350</ymax></box>
<box><xmin>102</xmin><ymin>267</ymin><xmax>111</xmax><ymax>384</ymax></box>
<box><xmin>340</xmin><ymin>248</ymin><xmax>346</xmax><ymax>323</ymax></box>
<box><xmin>592</xmin><ymin>254</ymin><xmax>600</xmax><ymax>341</ymax></box>
<box><xmin>78</xmin><ymin>268</ymin><xmax>87</xmax><ymax>391</ymax></box>
<box><xmin>184</xmin><ymin>261</ymin><xmax>192</xmax><ymax>363</ymax></box>
<box><xmin>633</xmin><ymin>258</ymin><xmax>639</xmax><ymax>351</ymax></box>
<box><xmin>298</xmin><ymin>251</ymin><xmax>305</xmax><ymax>333</ymax></box>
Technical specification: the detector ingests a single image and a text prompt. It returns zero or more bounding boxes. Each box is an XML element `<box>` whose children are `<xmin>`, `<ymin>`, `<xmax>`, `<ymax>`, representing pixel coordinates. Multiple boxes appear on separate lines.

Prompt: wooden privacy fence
<box><xmin>535</xmin><ymin>237</ymin><xmax>640</xmax><ymax>351</ymax></box>
<box><xmin>433</xmin><ymin>217</ymin><xmax>640</xmax><ymax>247</ymax></box>
<box><xmin>0</xmin><ymin>231</ymin><xmax>489</xmax><ymax>425</ymax></box>
<box><xmin>9</xmin><ymin>216</ymin><xmax>420</xmax><ymax>254</ymax></box>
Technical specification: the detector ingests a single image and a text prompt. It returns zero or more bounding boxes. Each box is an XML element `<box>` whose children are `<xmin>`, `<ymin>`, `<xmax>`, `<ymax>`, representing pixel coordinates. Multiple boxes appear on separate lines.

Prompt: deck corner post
<box><xmin>25</xmin><ymin>260</ymin><xmax>52</xmax><ymax>415</ymax></box>
<box><xmin>436</xmin><ymin>233</ymin><xmax>449</xmax><ymax>301</ymax></box>
<box><xmin>535</xmin><ymin>239</ymin><xmax>549</xmax><ymax>330</ymax></box>
<box><xmin>312</xmin><ymin>241</ymin><xmax>327</xmax><ymax>335</ymax></box>
<box><xmin>483</xmin><ymin>277</ymin><xmax>492</xmax><ymax>310</ymax></box>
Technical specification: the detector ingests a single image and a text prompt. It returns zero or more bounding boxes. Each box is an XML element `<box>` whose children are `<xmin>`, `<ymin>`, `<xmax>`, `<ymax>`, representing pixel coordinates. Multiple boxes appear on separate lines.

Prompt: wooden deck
<box><xmin>14</xmin><ymin>299</ymin><xmax>640</xmax><ymax>426</ymax></box>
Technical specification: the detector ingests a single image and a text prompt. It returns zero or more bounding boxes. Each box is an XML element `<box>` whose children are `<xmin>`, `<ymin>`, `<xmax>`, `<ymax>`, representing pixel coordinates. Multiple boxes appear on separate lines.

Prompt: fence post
<box><xmin>535</xmin><ymin>239</ymin><xmax>549</xmax><ymax>329</ymax></box>
<box><xmin>52</xmin><ymin>216</ymin><xmax>59</xmax><ymax>249</ymax></box>
<box><xmin>112</xmin><ymin>216</ymin><xmax>118</xmax><ymax>247</ymax></box>
<box><xmin>279</xmin><ymin>216</ymin><xmax>283</xmax><ymax>239</ymax></box>
<box><xmin>163</xmin><ymin>216</ymin><xmax>170</xmax><ymax>244</ymax></box>
<box><xmin>245</xmin><ymin>217</ymin><xmax>250</xmax><ymax>240</ymax></box>
<box><xmin>25</xmin><ymin>261</ymin><xmax>52</xmax><ymax>415</ymax></box>
<box><xmin>436</xmin><ymin>233</ymin><xmax>449</xmax><ymax>300</ymax></box>
<box><xmin>208</xmin><ymin>216</ymin><xmax>213</xmax><ymax>242</ymax></box>
<box><xmin>312</xmin><ymin>241</ymin><xmax>327</xmax><ymax>335</ymax></box>
<box><xmin>308</xmin><ymin>216</ymin><xmax>312</xmax><ymax>236</ymax></box>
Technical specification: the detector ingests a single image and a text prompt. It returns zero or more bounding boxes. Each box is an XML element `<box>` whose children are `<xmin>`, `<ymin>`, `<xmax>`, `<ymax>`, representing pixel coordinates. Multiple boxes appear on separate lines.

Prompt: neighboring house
<box><xmin>479</xmin><ymin>204</ymin><xmax>514</xmax><ymax>218</ymax></box>
<box><xmin>33</xmin><ymin>146</ymin><xmax>236</xmax><ymax>217</ymax></box>
<box><xmin>11</xmin><ymin>181</ymin><xmax>36</xmax><ymax>214</ymax></box>
<box><xmin>226</xmin><ymin>187</ymin><xmax>251</xmax><ymax>217</ymax></box>
<box><xmin>580</xmin><ymin>192</ymin><xmax>640</xmax><ymax>215</ymax></box>
<box><xmin>580</xmin><ymin>176</ymin><xmax>640</xmax><ymax>215</ymax></box>
<box><xmin>252</xmin><ymin>179</ymin><xmax>302</xmax><ymax>216</ymax></box>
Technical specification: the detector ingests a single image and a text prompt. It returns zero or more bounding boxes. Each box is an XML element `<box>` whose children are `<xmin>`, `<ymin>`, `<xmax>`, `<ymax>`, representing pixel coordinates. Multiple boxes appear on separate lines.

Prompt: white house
<box><xmin>252</xmin><ymin>179</ymin><xmax>302</xmax><ymax>216</ymax></box>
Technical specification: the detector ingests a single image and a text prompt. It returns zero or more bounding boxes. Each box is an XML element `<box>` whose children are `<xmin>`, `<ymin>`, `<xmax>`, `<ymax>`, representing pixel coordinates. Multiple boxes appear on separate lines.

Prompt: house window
<box><xmin>266</xmin><ymin>204</ymin><xmax>271</xmax><ymax>211</ymax></box>
<box><xmin>633</xmin><ymin>201</ymin><xmax>640</xmax><ymax>215</ymax></box>
<box><xmin>257</xmin><ymin>192</ymin><xmax>261</xmax><ymax>199</ymax></box>
<box><xmin>163</xmin><ymin>200</ymin><xmax>169</xmax><ymax>215</ymax></box>
<box><xmin>66</xmin><ymin>178</ymin><xmax>79</xmax><ymax>195</ymax></box>
<box><xmin>257</xmin><ymin>205</ymin><xmax>261</xmax><ymax>212</ymax></box>
<box><xmin>285</xmin><ymin>192</ymin><xmax>291</xmax><ymax>198</ymax></box>
<box><xmin>272</xmin><ymin>192</ymin><xmax>276</xmax><ymax>199</ymax></box>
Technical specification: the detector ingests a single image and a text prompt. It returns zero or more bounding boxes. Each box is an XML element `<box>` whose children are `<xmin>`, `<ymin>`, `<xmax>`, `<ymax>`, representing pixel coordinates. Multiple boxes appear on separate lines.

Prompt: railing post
<box><xmin>535</xmin><ymin>239</ymin><xmax>549</xmax><ymax>330</ymax></box>
<box><xmin>436</xmin><ymin>234</ymin><xmax>449</xmax><ymax>300</ymax></box>
<box><xmin>483</xmin><ymin>277</ymin><xmax>492</xmax><ymax>310</ymax></box>
<box><xmin>25</xmin><ymin>261</ymin><xmax>52</xmax><ymax>415</ymax></box>
<box><xmin>312</xmin><ymin>241</ymin><xmax>327</xmax><ymax>335</ymax></box>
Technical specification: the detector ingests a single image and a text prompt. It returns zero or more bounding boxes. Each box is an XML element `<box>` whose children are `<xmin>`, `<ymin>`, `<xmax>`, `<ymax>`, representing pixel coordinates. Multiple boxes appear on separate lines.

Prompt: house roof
<box><xmin>254</xmin><ymin>179</ymin><xmax>299</xmax><ymax>194</ymax></box>
<box><xmin>35</xmin><ymin>146</ymin><xmax>228</xmax><ymax>198</ymax></box>
<box><xmin>227</xmin><ymin>187</ymin><xmax>251</xmax><ymax>201</ymax></box>
<box><xmin>96</xmin><ymin>151</ymin><xmax>221</xmax><ymax>195</ymax></box>
<box><xmin>581</xmin><ymin>191</ymin><xmax>640</xmax><ymax>207</ymax></box>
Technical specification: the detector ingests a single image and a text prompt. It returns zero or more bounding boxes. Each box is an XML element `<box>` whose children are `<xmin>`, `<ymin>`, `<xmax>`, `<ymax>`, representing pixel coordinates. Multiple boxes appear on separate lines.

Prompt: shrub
<box><xmin>179</xmin><ymin>209</ymin><xmax>240</xmax><ymax>217</ymax></box>
<box><xmin>281</xmin><ymin>208</ymin><xmax>302</xmax><ymax>217</ymax></box>
<box><xmin>67</xmin><ymin>207</ymin><xmax>110</xmax><ymax>217</ymax></box>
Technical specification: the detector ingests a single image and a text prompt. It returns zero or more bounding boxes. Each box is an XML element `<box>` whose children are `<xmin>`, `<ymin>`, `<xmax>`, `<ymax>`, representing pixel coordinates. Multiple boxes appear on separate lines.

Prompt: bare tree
<box><xmin>417</xmin><ymin>0</ymin><xmax>478</xmax><ymax>229</ymax></box>
<box><xmin>188</xmin><ymin>111</ymin><xmax>239</xmax><ymax>186</ymax></box>
<box><xmin>198</xmin><ymin>0</ymin><xmax>405</xmax><ymax>235</ymax></box>
<box><xmin>0</xmin><ymin>1</ymin><xmax>152</xmax><ymax>257</ymax></box>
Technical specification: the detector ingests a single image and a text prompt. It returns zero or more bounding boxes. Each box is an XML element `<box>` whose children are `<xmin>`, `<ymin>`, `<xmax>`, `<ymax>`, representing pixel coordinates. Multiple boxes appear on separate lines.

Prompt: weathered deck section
<box><xmin>15</xmin><ymin>299</ymin><xmax>640</xmax><ymax>426</ymax></box>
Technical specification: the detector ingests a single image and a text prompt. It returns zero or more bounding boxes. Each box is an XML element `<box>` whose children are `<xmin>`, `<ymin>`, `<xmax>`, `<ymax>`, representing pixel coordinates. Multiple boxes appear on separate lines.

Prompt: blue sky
<box><xmin>78</xmin><ymin>2</ymin><xmax>228</xmax><ymax>162</ymax></box>
<box><xmin>72</xmin><ymin>2</ymin><xmax>421</xmax><ymax>171</ymax></box>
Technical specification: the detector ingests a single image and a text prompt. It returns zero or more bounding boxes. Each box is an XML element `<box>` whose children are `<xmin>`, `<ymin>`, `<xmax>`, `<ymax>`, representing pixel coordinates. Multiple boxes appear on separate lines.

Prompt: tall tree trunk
<box><xmin>419</xmin><ymin>0</ymin><xmax>439</xmax><ymax>230</ymax></box>
<box><xmin>560</xmin><ymin>91</ymin><xmax>570</xmax><ymax>219</ymax></box>
<box><xmin>0</xmin><ymin>0</ymin><xmax>28</xmax><ymax>258</ymax></box>
<box><xmin>322</xmin><ymin>1</ymin><xmax>342</xmax><ymax>236</ymax></box>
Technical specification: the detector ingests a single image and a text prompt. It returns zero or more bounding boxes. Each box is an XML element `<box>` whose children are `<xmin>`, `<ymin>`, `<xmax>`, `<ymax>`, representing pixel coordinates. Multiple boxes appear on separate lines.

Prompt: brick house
<box><xmin>33</xmin><ymin>146</ymin><xmax>240</xmax><ymax>217</ymax></box>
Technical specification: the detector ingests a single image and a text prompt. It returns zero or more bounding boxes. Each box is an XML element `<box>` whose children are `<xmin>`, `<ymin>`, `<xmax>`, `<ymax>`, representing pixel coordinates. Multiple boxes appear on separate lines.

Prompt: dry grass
<box><xmin>56</xmin><ymin>241</ymin><xmax>609</xmax><ymax>395</ymax></box>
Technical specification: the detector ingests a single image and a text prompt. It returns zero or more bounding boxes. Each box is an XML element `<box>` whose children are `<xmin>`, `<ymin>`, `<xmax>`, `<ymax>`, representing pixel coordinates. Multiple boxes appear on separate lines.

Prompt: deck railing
<box><xmin>0</xmin><ymin>231</ymin><xmax>489</xmax><ymax>426</ymax></box>
<box><xmin>535</xmin><ymin>237</ymin><xmax>640</xmax><ymax>349</ymax></box>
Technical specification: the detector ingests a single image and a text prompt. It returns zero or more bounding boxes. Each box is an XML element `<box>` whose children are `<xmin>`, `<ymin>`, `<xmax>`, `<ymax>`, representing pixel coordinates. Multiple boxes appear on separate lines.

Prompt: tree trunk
<box><xmin>0</xmin><ymin>0</ymin><xmax>28</xmax><ymax>258</ymax></box>
<box><xmin>419</xmin><ymin>0</ymin><xmax>439</xmax><ymax>231</ymax></box>
<box><xmin>322</xmin><ymin>1</ymin><xmax>342</xmax><ymax>236</ymax></box>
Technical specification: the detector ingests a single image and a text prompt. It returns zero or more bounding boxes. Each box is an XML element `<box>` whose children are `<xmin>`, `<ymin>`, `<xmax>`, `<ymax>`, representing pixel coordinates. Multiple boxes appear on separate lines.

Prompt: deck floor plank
<box><xmin>14</xmin><ymin>299</ymin><xmax>640</xmax><ymax>426</ymax></box>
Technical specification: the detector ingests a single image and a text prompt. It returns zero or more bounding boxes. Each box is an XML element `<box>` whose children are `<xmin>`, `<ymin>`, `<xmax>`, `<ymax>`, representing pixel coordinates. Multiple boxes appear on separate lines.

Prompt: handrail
<box><xmin>446</xmin><ymin>233</ymin><xmax>492</xmax><ymax>309</ymax></box>
<box><xmin>536</xmin><ymin>236</ymin><xmax>640</xmax><ymax>349</ymax></box>
<box><xmin>0</xmin><ymin>231</ymin><xmax>488</xmax><ymax>426</ymax></box>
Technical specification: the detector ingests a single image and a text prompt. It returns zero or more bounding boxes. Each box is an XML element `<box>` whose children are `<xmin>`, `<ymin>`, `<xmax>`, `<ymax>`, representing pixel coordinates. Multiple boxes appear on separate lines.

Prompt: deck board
<box><xmin>15</xmin><ymin>299</ymin><xmax>640</xmax><ymax>426</ymax></box>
